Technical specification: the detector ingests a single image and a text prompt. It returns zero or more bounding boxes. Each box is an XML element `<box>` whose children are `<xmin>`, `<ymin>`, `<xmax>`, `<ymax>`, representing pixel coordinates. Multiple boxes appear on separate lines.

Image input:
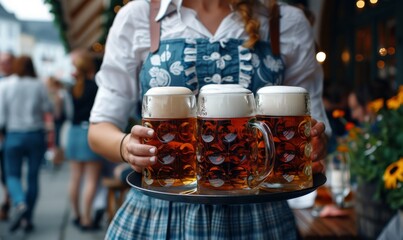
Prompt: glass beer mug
<box><xmin>197</xmin><ymin>85</ymin><xmax>275</xmax><ymax>195</ymax></box>
<box><xmin>256</xmin><ymin>86</ymin><xmax>313</xmax><ymax>191</ymax></box>
<box><xmin>141</xmin><ymin>87</ymin><xmax>197</xmax><ymax>193</ymax></box>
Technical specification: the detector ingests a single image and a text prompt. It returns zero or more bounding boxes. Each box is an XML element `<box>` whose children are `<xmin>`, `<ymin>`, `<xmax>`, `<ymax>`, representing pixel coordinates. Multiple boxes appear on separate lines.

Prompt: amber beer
<box><xmin>141</xmin><ymin>87</ymin><xmax>197</xmax><ymax>193</ymax></box>
<box><xmin>197</xmin><ymin>117</ymin><xmax>257</xmax><ymax>192</ymax></box>
<box><xmin>197</xmin><ymin>85</ymin><xmax>275</xmax><ymax>195</ymax></box>
<box><xmin>256</xmin><ymin>86</ymin><xmax>313</xmax><ymax>191</ymax></box>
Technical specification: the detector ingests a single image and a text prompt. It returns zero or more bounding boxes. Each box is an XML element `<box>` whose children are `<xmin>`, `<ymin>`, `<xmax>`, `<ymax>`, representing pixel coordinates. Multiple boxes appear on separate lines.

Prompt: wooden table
<box><xmin>293</xmin><ymin>207</ymin><xmax>359</xmax><ymax>240</ymax></box>
<box><xmin>293</xmin><ymin>187</ymin><xmax>359</xmax><ymax>240</ymax></box>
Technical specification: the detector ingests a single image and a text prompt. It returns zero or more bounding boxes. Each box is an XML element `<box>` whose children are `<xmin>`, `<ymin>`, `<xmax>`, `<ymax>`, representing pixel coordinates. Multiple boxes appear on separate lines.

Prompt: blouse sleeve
<box><xmin>90</xmin><ymin>1</ymin><xmax>150</xmax><ymax>131</ymax></box>
<box><xmin>280</xmin><ymin>5</ymin><xmax>332</xmax><ymax>137</ymax></box>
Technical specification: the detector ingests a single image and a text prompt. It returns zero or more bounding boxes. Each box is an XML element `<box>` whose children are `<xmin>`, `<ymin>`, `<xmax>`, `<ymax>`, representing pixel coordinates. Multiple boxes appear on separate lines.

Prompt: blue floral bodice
<box><xmin>140</xmin><ymin>38</ymin><xmax>284</xmax><ymax>96</ymax></box>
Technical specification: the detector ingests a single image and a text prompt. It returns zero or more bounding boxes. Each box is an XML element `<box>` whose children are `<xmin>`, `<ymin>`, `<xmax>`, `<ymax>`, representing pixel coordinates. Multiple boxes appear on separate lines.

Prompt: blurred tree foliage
<box><xmin>44</xmin><ymin>0</ymin><xmax>70</xmax><ymax>51</ymax></box>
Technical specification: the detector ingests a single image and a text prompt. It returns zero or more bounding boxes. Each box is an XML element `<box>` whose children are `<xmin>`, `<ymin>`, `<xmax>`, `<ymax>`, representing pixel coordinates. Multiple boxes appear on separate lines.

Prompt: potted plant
<box><xmin>332</xmin><ymin>85</ymin><xmax>403</xmax><ymax>239</ymax></box>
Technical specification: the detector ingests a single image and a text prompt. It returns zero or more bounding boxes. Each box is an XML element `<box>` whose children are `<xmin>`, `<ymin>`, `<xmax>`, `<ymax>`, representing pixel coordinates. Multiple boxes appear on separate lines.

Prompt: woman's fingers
<box><xmin>311</xmin><ymin>120</ymin><xmax>326</xmax><ymax>137</ymax></box>
<box><xmin>131</xmin><ymin>125</ymin><xmax>154</xmax><ymax>139</ymax></box>
<box><xmin>309</xmin><ymin>120</ymin><xmax>328</xmax><ymax>162</ymax></box>
<box><xmin>312</xmin><ymin>159</ymin><xmax>326</xmax><ymax>174</ymax></box>
<box><xmin>127</xmin><ymin>154</ymin><xmax>156</xmax><ymax>172</ymax></box>
<box><xmin>122</xmin><ymin>125</ymin><xmax>157</xmax><ymax>171</ymax></box>
<box><xmin>127</xmin><ymin>141</ymin><xmax>156</xmax><ymax>157</ymax></box>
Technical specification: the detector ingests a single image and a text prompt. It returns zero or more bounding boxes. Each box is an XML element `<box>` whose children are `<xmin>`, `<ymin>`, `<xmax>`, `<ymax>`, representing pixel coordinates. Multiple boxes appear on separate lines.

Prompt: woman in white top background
<box><xmin>0</xmin><ymin>56</ymin><xmax>53</xmax><ymax>233</ymax></box>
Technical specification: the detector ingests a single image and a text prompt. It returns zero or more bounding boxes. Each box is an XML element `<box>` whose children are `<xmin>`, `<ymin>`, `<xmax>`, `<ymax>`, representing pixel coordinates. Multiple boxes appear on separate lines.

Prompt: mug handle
<box><xmin>247</xmin><ymin>119</ymin><xmax>276</xmax><ymax>189</ymax></box>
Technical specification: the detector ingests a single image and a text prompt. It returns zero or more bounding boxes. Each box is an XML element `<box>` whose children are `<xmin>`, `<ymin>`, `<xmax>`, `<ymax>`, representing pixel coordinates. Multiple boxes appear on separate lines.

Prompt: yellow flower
<box><xmin>332</xmin><ymin>109</ymin><xmax>345</xmax><ymax>119</ymax></box>
<box><xmin>367</xmin><ymin>98</ymin><xmax>384</xmax><ymax>113</ymax></box>
<box><xmin>383</xmin><ymin>158</ymin><xmax>403</xmax><ymax>189</ymax></box>
<box><xmin>397</xmin><ymin>90</ymin><xmax>403</xmax><ymax>105</ymax></box>
<box><xmin>337</xmin><ymin>145</ymin><xmax>349</xmax><ymax>153</ymax></box>
<box><xmin>386</xmin><ymin>96</ymin><xmax>401</xmax><ymax>110</ymax></box>
<box><xmin>347</xmin><ymin>126</ymin><xmax>360</xmax><ymax>140</ymax></box>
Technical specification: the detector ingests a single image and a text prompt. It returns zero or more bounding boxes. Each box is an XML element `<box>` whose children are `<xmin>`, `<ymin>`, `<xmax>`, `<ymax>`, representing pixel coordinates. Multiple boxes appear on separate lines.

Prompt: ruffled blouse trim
<box><xmin>238</xmin><ymin>45</ymin><xmax>253</xmax><ymax>88</ymax></box>
<box><xmin>183</xmin><ymin>38</ymin><xmax>198</xmax><ymax>91</ymax></box>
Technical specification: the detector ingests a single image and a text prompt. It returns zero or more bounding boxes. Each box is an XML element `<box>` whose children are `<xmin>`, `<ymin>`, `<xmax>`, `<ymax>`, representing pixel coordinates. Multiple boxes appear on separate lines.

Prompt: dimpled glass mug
<box><xmin>196</xmin><ymin>85</ymin><xmax>276</xmax><ymax>195</ymax></box>
<box><xmin>141</xmin><ymin>87</ymin><xmax>197</xmax><ymax>193</ymax></box>
<box><xmin>256</xmin><ymin>86</ymin><xmax>313</xmax><ymax>191</ymax></box>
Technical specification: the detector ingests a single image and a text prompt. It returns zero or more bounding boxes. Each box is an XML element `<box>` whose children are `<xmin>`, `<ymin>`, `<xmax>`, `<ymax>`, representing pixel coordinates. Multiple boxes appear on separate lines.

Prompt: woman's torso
<box><xmin>138</xmin><ymin>2</ymin><xmax>285</xmax><ymax>96</ymax></box>
<box><xmin>71</xmin><ymin>79</ymin><xmax>98</xmax><ymax>125</ymax></box>
<box><xmin>140</xmin><ymin>38</ymin><xmax>285</xmax><ymax>96</ymax></box>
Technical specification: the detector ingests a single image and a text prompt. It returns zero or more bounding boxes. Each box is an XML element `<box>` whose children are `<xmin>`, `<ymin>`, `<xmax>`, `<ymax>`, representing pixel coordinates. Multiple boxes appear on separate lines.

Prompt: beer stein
<box><xmin>197</xmin><ymin>85</ymin><xmax>275</xmax><ymax>195</ymax></box>
<box><xmin>141</xmin><ymin>87</ymin><xmax>197</xmax><ymax>193</ymax></box>
<box><xmin>256</xmin><ymin>86</ymin><xmax>313</xmax><ymax>191</ymax></box>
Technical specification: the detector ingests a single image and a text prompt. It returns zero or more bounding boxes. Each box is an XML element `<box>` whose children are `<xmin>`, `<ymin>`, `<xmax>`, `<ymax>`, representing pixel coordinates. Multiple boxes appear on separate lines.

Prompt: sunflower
<box><xmin>367</xmin><ymin>98</ymin><xmax>384</xmax><ymax>113</ymax></box>
<box><xmin>383</xmin><ymin>158</ymin><xmax>403</xmax><ymax>189</ymax></box>
<box><xmin>332</xmin><ymin>109</ymin><xmax>345</xmax><ymax>119</ymax></box>
<box><xmin>336</xmin><ymin>145</ymin><xmax>349</xmax><ymax>153</ymax></box>
<box><xmin>386</xmin><ymin>96</ymin><xmax>401</xmax><ymax>110</ymax></box>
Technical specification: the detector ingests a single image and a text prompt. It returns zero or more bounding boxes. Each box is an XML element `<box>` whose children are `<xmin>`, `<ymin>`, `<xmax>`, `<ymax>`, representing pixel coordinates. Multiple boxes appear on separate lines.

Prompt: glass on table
<box><xmin>326</xmin><ymin>151</ymin><xmax>353</xmax><ymax>208</ymax></box>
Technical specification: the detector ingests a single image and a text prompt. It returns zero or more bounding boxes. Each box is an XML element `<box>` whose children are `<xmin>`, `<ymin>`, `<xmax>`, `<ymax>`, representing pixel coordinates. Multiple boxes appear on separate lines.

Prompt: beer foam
<box><xmin>256</xmin><ymin>86</ymin><xmax>310</xmax><ymax>116</ymax></box>
<box><xmin>200</xmin><ymin>84</ymin><xmax>245</xmax><ymax>92</ymax></box>
<box><xmin>145</xmin><ymin>86</ymin><xmax>192</xmax><ymax>95</ymax></box>
<box><xmin>143</xmin><ymin>87</ymin><xmax>196</xmax><ymax>118</ymax></box>
<box><xmin>198</xmin><ymin>87</ymin><xmax>256</xmax><ymax>118</ymax></box>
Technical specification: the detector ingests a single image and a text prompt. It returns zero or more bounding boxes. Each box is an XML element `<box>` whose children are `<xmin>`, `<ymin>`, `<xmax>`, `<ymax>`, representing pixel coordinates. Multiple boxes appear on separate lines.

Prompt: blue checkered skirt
<box><xmin>105</xmin><ymin>189</ymin><xmax>298</xmax><ymax>240</ymax></box>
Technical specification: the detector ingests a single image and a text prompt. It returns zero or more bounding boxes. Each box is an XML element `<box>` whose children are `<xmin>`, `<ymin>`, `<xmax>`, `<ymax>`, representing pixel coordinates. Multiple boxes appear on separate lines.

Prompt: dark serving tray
<box><xmin>126</xmin><ymin>171</ymin><xmax>326</xmax><ymax>205</ymax></box>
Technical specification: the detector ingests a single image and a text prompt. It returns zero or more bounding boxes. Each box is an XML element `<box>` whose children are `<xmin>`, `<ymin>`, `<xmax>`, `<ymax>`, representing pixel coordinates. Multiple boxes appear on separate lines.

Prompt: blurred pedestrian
<box><xmin>323</xmin><ymin>83</ymin><xmax>352</xmax><ymax>153</ymax></box>
<box><xmin>0</xmin><ymin>55</ymin><xmax>53</xmax><ymax>232</ymax></box>
<box><xmin>348</xmin><ymin>79</ymin><xmax>393</xmax><ymax>124</ymax></box>
<box><xmin>66</xmin><ymin>49</ymin><xmax>104</xmax><ymax>231</ymax></box>
<box><xmin>0</xmin><ymin>52</ymin><xmax>14</xmax><ymax>78</ymax></box>
<box><xmin>45</xmin><ymin>76</ymin><xmax>71</xmax><ymax>166</ymax></box>
<box><xmin>0</xmin><ymin>51</ymin><xmax>15</xmax><ymax>221</ymax></box>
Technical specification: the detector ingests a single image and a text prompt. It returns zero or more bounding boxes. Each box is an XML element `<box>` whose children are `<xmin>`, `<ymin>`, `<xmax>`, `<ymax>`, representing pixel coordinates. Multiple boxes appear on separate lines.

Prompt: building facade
<box><xmin>0</xmin><ymin>4</ymin><xmax>71</xmax><ymax>82</ymax></box>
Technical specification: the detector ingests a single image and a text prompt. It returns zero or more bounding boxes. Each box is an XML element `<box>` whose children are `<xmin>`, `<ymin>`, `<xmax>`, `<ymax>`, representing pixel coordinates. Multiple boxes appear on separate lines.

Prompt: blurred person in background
<box><xmin>0</xmin><ymin>52</ymin><xmax>14</xmax><ymax>78</ymax></box>
<box><xmin>66</xmin><ymin>49</ymin><xmax>104</xmax><ymax>231</ymax></box>
<box><xmin>348</xmin><ymin>80</ymin><xmax>393</xmax><ymax>124</ymax></box>
<box><xmin>0</xmin><ymin>51</ymin><xmax>15</xmax><ymax>221</ymax></box>
<box><xmin>46</xmin><ymin>76</ymin><xmax>72</xmax><ymax>167</ymax></box>
<box><xmin>323</xmin><ymin>83</ymin><xmax>352</xmax><ymax>153</ymax></box>
<box><xmin>0</xmin><ymin>56</ymin><xmax>54</xmax><ymax>233</ymax></box>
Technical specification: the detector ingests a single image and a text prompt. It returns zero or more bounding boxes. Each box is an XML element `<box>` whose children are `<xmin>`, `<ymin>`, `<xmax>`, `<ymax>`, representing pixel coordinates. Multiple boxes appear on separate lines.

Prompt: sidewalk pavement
<box><xmin>0</xmin><ymin>162</ymin><xmax>108</xmax><ymax>240</ymax></box>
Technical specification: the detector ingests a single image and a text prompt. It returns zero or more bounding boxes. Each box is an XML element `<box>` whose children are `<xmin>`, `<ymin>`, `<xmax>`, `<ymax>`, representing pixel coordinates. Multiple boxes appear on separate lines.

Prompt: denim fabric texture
<box><xmin>4</xmin><ymin>130</ymin><xmax>46</xmax><ymax>221</ymax></box>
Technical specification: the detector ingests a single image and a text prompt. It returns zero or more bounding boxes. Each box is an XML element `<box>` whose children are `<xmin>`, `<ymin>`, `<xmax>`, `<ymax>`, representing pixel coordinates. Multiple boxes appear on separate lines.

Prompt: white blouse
<box><xmin>0</xmin><ymin>75</ymin><xmax>53</xmax><ymax>132</ymax></box>
<box><xmin>90</xmin><ymin>0</ymin><xmax>331</xmax><ymax>136</ymax></box>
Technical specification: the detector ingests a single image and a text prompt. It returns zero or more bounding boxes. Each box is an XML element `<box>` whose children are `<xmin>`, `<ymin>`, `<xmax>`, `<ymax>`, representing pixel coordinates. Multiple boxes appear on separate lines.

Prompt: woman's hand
<box><xmin>122</xmin><ymin>125</ymin><xmax>157</xmax><ymax>173</ymax></box>
<box><xmin>310</xmin><ymin>119</ymin><xmax>327</xmax><ymax>174</ymax></box>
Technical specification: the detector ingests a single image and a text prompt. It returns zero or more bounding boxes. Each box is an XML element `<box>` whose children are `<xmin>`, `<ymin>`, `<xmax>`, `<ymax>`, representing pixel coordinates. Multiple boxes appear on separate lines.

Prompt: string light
<box><xmin>355</xmin><ymin>54</ymin><xmax>364</xmax><ymax>62</ymax></box>
<box><xmin>341</xmin><ymin>50</ymin><xmax>350</xmax><ymax>63</ymax></box>
<box><xmin>316</xmin><ymin>52</ymin><xmax>326</xmax><ymax>63</ymax></box>
<box><xmin>114</xmin><ymin>5</ymin><xmax>122</xmax><ymax>13</ymax></box>
<box><xmin>377</xmin><ymin>60</ymin><xmax>385</xmax><ymax>69</ymax></box>
<box><xmin>92</xmin><ymin>42</ymin><xmax>104</xmax><ymax>52</ymax></box>
<box><xmin>387</xmin><ymin>47</ymin><xmax>395</xmax><ymax>55</ymax></box>
<box><xmin>369</xmin><ymin>0</ymin><xmax>378</xmax><ymax>4</ymax></box>
<box><xmin>356</xmin><ymin>0</ymin><xmax>365</xmax><ymax>9</ymax></box>
<box><xmin>379</xmin><ymin>47</ymin><xmax>387</xmax><ymax>56</ymax></box>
